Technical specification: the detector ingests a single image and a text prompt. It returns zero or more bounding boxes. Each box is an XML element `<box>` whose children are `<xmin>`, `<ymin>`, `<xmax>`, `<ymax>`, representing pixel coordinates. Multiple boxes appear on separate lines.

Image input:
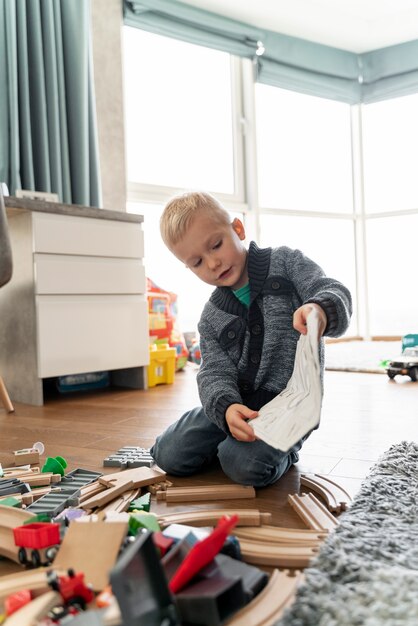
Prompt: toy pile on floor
<box><xmin>0</xmin><ymin>443</ymin><xmax>352</xmax><ymax>625</ymax></box>
<box><xmin>147</xmin><ymin>278</ymin><xmax>189</xmax><ymax>371</ymax></box>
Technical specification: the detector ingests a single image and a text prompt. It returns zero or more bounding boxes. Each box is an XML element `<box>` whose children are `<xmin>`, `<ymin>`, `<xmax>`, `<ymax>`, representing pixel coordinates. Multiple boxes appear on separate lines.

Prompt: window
<box><xmin>366</xmin><ymin>214</ymin><xmax>418</xmax><ymax>335</ymax></box>
<box><xmin>255</xmin><ymin>85</ymin><xmax>353</xmax><ymax>213</ymax></box>
<box><xmin>124</xmin><ymin>27</ymin><xmax>238</xmax><ymax>196</ymax></box>
<box><xmin>259</xmin><ymin>214</ymin><xmax>357</xmax><ymax>335</ymax></box>
<box><xmin>362</xmin><ymin>94</ymin><xmax>418</xmax><ymax>213</ymax></box>
<box><xmin>124</xmin><ymin>27</ymin><xmax>417</xmax><ymax>339</ymax></box>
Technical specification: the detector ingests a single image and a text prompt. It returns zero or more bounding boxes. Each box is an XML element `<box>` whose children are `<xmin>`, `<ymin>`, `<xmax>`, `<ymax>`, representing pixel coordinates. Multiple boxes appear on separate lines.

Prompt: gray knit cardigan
<box><xmin>197</xmin><ymin>242</ymin><xmax>352</xmax><ymax>433</ymax></box>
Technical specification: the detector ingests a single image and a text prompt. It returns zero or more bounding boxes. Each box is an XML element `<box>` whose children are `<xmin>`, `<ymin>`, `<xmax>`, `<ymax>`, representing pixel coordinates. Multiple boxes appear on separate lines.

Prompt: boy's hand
<box><xmin>293</xmin><ymin>303</ymin><xmax>327</xmax><ymax>338</ymax></box>
<box><xmin>225</xmin><ymin>404</ymin><xmax>258</xmax><ymax>442</ymax></box>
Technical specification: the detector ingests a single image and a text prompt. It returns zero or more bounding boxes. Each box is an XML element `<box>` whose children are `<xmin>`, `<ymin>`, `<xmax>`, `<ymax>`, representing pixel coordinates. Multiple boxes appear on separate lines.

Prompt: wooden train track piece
<box><xmin>99</xmin><ymin>466</ymin><xmax>166</xmax><ymax>490</ymax></box>
<box><xmin>0</xmin><ymin>527</ymin><xmax>22</xmax><ymax>562</ymax></box>
<box><xmin>237</xmin><ymin>538</ymin><xmax>318</xmax><ymax>568</ymax></box>
<box><xmin>98</xmin><ymin>487</ymin><xmax>141</xmax><ymax>514</ymax></box>
<box><xmin>288</xmin><ymin>492</ymin><xmax>339</xmax><ymax>531</ymax></box>
<box><xmin>78</xmin><ymin>480</ymin><xmax>107</xmax><ymax>502</ymax></box>
<box><xmin>158</xmin><ymin>509</ymin><xmax>272</xmax><ymax>528</ymax></box>
<box><xmin>0</xmin><ymin>504</ymin><xmax>37</xmax><ymax>563</ymax></box>
<box><xmin>0</xmin><ymin>504</ymin><xmax>36</xmax><ymax>527</ymax></box>
<box><xmin>225</xmin><ymin>569</ymin><xmax>303</xmax><ymax>626</ymax></box>
<box><xmin>233</xmin><ymin>525</ymin><xmax>327</xmax><ymax>546</ymax></box>
<box><xmin>300</xmin><ymin>473</ymin><xmax>352</xmax><ymax>512</ymax></box>
<box><xmin>156</xmin><ymin>484</ymin><xmax>256</xmax><ymax>502</ymax></box>
<box><xmin>4</xmin><ymin>590</ymin><xmax>60</xmax><ymax>626</ymax></box>
<box><xmin>0</xmin><ymin>568</ymin><xmax>66</xmax><ymax>602</ymax></box>
<box><xmin>17</xmin><ymin>472</ymin><xmax>61</xmax><ymax>487</ymax></box>
<box><xmin>2</xmin><ymin>467</ymin><xmax>40</xmax><ymax>478</ymax></box>
<box><xmin>80</xmin><ymin>480</ymin><xmax>134</xmax><ymax>510</ymax></box>
<box><xmin>148</xmin><ymin>480</ymin><xmax>173</xmax><ymax>494</ymax></box>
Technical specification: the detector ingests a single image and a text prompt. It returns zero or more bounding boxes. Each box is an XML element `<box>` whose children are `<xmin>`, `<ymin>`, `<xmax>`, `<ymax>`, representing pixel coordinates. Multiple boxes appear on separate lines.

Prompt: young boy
<box><xmin>150</xmin><ymin>192</ymin><xmax>352</xmax><ymax>487</ymax></box>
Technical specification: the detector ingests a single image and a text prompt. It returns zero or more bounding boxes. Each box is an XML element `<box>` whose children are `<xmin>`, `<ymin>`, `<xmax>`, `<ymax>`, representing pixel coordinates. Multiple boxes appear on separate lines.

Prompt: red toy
<box><xmin>47</xmin><ymin>568</ymin><xmax>94</xmax><ymax>609</ymax></box>
<box><xmin>169</xmin><ymin>515</ymin><xmax>239</xmax><ymax>594</ymax></box>
<box><xmin>5</xmin><ymin>589</ymin><xmax>32</xmax><ymax>615</ymax></box>
<box><xmin>13</xmin><ymin>522</ymin><xmax>61</xmax><ymax>567</ymax></box>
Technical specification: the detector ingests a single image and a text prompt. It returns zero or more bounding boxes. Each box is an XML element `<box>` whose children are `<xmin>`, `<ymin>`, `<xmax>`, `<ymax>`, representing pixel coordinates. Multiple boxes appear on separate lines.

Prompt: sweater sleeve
<box><xmin>196</xmin><ymin>312</ymin><xmax>243</xmax><ymax>432</ymax></box>
<box><xmin>284</xmin><ymin>247</ymin><xmax>352</xmax><ymax>337</ymax></box>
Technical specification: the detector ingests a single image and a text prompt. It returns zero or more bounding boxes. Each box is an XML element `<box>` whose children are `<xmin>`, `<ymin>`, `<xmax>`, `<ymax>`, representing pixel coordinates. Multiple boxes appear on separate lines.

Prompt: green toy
<box><xmin>128</xmin><ymin>493</ymin><xmax>151</xmax><ymax>513</ymax></box>
<box><xmin>41</xmin><ymin>456</ymin><xmax>67</xmax><ymax>476</ymax></box>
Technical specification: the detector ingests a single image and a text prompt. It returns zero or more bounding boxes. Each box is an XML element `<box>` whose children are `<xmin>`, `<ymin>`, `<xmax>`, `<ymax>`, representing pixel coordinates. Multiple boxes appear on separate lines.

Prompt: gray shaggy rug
<box><xmin>276</xmin><ymin>441</ymin><xmax>418</xmax><ymax>626</ymax></box>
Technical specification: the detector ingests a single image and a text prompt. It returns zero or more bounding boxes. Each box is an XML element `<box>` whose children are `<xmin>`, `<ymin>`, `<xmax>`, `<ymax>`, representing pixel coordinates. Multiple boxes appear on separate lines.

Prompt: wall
<box><xmin>91</xmin><ymin>0</ymin><xmax>127</xmax><ymax>211</ymax></box>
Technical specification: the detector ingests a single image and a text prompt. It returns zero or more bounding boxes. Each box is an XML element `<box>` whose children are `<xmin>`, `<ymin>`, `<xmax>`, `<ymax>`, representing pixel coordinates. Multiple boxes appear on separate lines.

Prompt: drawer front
<box><xmin>34</xmin><ymin>254</ymin><xmax>146</xmax><ymax>295</ymax></box>
<box><xmin>32</xmin><ymin>212</ymin><xmax>144</xmax><ymax>258</ymax></box>
<box><xmin>36</xmin><ymin>295</ymin><xmax>149</xmax><ymax>378</ymax></box>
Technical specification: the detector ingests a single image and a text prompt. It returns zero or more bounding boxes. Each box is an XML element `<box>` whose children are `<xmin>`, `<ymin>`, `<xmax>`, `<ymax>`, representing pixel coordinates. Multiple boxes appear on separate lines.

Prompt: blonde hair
<box><xmin>160</xmin><ymin>191</ymin><xmax>231</xmax><ymax>248</ymax></box>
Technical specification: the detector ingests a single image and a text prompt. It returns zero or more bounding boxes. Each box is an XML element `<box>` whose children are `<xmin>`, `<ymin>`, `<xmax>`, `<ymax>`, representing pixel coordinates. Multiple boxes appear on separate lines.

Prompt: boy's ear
<box><xmin>232</xmin><ymin>218</ymin><xmax>246</xmax><ymax>241</ymax></box>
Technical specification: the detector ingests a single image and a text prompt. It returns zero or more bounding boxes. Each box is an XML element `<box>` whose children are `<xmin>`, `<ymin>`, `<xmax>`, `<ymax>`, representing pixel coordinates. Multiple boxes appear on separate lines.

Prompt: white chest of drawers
<box><xmin>1</xmin><ymin>198</ymin><xmax>149</xmax><ymax>405</ymax></box>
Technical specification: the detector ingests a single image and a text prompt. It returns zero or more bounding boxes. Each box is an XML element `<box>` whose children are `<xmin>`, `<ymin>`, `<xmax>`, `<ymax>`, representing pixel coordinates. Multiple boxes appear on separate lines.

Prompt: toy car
<box><xmin>386</xmin><ymin>347</ymin><xmax>418</xmax><ymax>381</ymax></box>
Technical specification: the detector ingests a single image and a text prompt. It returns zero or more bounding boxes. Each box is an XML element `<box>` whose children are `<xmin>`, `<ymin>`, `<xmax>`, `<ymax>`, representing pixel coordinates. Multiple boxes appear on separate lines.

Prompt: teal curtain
<box><xmin>124</xmin><ymin>0</ymin><xmax>418</xmax><ymax>105</ymax></box>
<box><xmin>0</xmin><ymin>0</ymin><xmax>101</xmax><ymax>206</ymax></box>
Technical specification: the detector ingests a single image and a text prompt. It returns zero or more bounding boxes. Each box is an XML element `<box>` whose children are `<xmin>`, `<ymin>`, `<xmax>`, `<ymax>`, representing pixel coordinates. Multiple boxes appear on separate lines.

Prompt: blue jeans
<box><xmin>150</xmin><ymin>406</ymin><xmax>304</xmax><ymax>488</ymax></box>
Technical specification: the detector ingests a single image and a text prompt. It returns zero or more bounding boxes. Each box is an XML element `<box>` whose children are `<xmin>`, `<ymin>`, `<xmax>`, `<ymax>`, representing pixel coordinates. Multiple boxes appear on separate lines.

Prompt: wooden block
<box><xmin>13</xmin><ymin>450</ymin><xmax>40</xmax><ymax>466</ymax></box>
<box><xmin>53</xmin><ymin>521</ymin><xmax>128</xmax><ymax>591</ymax></box>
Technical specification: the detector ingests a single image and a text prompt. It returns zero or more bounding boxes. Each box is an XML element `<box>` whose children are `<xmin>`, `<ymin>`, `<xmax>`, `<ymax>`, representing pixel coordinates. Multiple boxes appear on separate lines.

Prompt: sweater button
<box><xmin>227</xmin><ymin>330</ymin><xmax>236</xmax><ymax>339</ymax></box>
<box><xmin>271</xmin><ymin>281</ymin><xmax>280</xmax><ymax>290</ymax></box>
<box><xmin>250</xmin><ymin>352</ymin><xmax>260</xmax><ymax>364</ymax></box>
<box><xmin>251</xmin><ymin>324</ymin><xmax>261</xmax><ymax>335</ymax></box>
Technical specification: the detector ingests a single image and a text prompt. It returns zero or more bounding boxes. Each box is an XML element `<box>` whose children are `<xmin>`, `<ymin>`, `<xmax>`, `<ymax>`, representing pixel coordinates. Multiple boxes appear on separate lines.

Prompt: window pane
<box><xmin>124</xmin><ymin>28</ymin><xmax>234</xmax><ymax>194</ymax></box>
<box><xmin>255</xmin><ymin>85</ymin><xmax>353</xmax><ymax>213</ymax></box>
<box><xmin>362</xmin><ymin>94</ymin><xmax>418</xmax><ymax>213</ymax></box>
<box><xmin>366</xmin><ymin>215</ymin><xmax>418</xmax><ymax>335</ymax></box>
<box><xmin>259</xmin><ymin>214</ymin><xmax>357</xmax><ymax>335</ymax></box>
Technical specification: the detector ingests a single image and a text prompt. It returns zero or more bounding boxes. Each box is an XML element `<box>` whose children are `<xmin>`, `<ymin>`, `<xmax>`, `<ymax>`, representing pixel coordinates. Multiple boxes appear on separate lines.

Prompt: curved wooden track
<box><xmin>158</xmin><ymin>509</ymin><xmax>272</xmax><ymax>528</ymax></box>
<box><xmin>300</xmin><ymin>473</ymin><xmax>352</xmax><ymax>512</ymax></box>
<box><xmin>237</xmin><ymin>538</ymin><xmax>317</xmax><ymax>568</ymax></box>
<box><xmin>225</xmin><ymin>569</ymin><xmax>304</xmax><ymax>626</ymax></box>
<box><xmin>0</xmin><ymin>504</ymin><xmax>36</xmax><ymax>563</ymax></box>
<box><xmin>233</xmin><ymin>525</ymin><xmax>326</xmax><ymax>545</ymax></box>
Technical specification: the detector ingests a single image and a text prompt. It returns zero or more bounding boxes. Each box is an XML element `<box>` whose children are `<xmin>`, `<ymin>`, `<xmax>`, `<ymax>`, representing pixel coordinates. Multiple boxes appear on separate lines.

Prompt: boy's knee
<box><xmin>218</xmin><ymin>440</ymin><xmax>295</xmax><ymax>487</ymax></box>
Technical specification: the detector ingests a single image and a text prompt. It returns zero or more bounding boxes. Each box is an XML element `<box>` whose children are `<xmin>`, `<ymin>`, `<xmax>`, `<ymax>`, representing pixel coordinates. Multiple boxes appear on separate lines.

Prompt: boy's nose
<box><xmin>208</xmin><ymin>256</ymin><xmax>220</xmax><ymax>271</ymax></box>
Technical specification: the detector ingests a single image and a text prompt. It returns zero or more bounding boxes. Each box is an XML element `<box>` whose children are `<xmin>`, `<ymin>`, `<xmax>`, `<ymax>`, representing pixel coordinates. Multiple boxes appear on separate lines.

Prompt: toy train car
<box><xmin>13</xmin><ymin>522</ymin><xmax>61</xmax><ymax>567</ymax></box>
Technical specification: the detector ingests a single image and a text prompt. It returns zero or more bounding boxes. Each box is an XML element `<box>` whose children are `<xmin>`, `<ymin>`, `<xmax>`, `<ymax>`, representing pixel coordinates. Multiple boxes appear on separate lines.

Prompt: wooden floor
<box><xmin>0</xmin><ymin>365</ymin><xmax>417</xmax><ymax>577</ymax></box>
